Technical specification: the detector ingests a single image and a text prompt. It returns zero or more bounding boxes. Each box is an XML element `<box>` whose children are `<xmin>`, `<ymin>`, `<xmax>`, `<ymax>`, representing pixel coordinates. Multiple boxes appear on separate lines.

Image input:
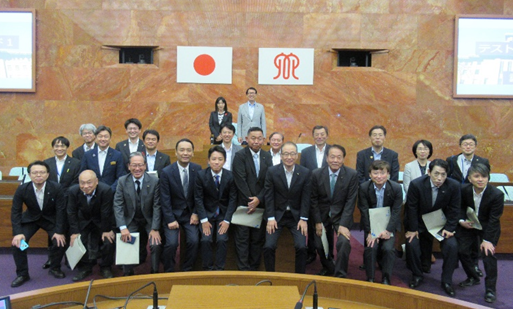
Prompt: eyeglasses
<box><xmin>281</xmin><ymin>152</ymin><xmax>297</xmax><ymax>157</ymax></box>
<box><xmin>461</xmin><ymin>143</ymin><xmax>476</xmax><ymax>147</ymax></box>
<box><xmin>130</xmin><ymin>164</ymin><xmax>145</xmax><ymax>168</ymax></box>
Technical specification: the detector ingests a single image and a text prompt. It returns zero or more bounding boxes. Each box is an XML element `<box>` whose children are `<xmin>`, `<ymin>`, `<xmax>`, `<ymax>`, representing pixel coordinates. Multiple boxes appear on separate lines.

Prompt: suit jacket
<box><xmin>264</xmin><ymin>164</ymin><xmax>312</xmax><ymax>223</ymax></box>
<box><xmin>209</xmin><ymin>111</ymin><xmax>233</xmax><ymax>139</ymax></box>
<box><xmin>446</xmin><ymin>154</ymin><xmax>490</xmax><ymax>184</ymax></box>
<box><xmin>300</xmin><ymin>144</ymin><xmax>331</xmax><ymax>171</ymax></box>
<box><xmin>44</xmin><ymin>156</ymin><xmax>81</xmax><ymax>193</ymax></box>
<box><xmin>67</xmin><ymin>182</ymin><xmax>114</xmax><ymax>234</ymax></box>
<box><xmin>11</xmin><ymin>181</ymin><xmax>66</xmax><ymax>236</ymax></box>
<box><xmin>194</xmin><ymin>167</ymin><xmax>237</xmax><ymax>222</ymax></box>
<box><xmin>227</xmin><ymin>144</ymin><xmax>243</xmax><ymax>170</ymax></box>
<box><xmin>113</xmin><ymin>172</ymin><xmax>161</xmax><ymax>232</ymax></box>
<box><xmin>460</xmin><ymin>183</ymin><xmax>504</xmax><ymax>245</ymax></box>
<box><xmin>237</xmin><ymin>102</ymin><xmax>266</xmax><ymax>139</ymax></box>
<box><xmin>232</xmin><ymin>147</ymin><xmax>273</xmax><ymax>207</ymax></box>
<box><xmin>80</xmin><ymin>147</ymin><xmax>126</xmax><ymax>192</ymax></box>
<box><xmin>403</xmin><ymin>159</ymin><xmax>430</xmax><ymax>194</ymax></box>
<box><xmin>356</xmin><ymin>147</ymin><xmax>400</xmax><ymax>184</ymax></box>
<box><xmin>115</xmin><ymin>139</ymin><xmax>146</xmax><ymax>172</ymax></box>
<box><xmin>405</xmin><ymin>175</ymin><xmax>461</xmax><ymax>233</ymax></box>
<box><xmin>310</xmin><ymin>165</ymin><xmax>358</xmax><ymax>228</ymax></box>
<box><xmin>144</xmin><ymin>150</ymin><xmax>171</xmax><ymax>177</ymax></box>
<box><xmin>160</xmin><ymin>162</ymin><xmax>202</xmax><ymax>224</ymax></box>
<box><xmin>358</xmin><ymin>180</ymin><xmax>403</xmax><ymax>233</ymax></box>
<box><xmin>72</xmin><ymin>143</ymin><xmax>97</xmax><ymax>161</ymax></box>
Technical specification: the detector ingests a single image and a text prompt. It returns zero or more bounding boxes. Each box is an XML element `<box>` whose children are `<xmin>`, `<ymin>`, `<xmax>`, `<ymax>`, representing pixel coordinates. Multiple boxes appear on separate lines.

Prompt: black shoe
<box><xmin>11</xmin><ymin>275</ymin><xmax>30</xmax><ymax>287</ymax></box>
<box><xmin>101</xmin><ymin>268</ymin><xmax>113</xmax><ymax>279</ymax></box>
<box><xmin>382</xmin><ymin>276</ymin><xmax>391</xmax><ymax>285</ymax></box>
<box><xmin>484</xmin><ymin>291</ymin><xmax>496</xmax><ymax>303</ymax></box>
<box><xmin>367</xmin><ymin>278</ymin><xmax>374</xmax><ymax>283</ymax></box>
<box><xmin>441</xmin><ymin>283</ymin><xmax>455</xmax><ymax>297</ymax></box>
<box><xmin>72</xmin><ymin>270</ymin><xmax>92</xmax><ymax>282</ymax></box>
<box><xmin>123</xmin><ymin>269</ymin><xmax>134</xmax><ymax>276</ymax></box>
<box><xmin>317</xmin><ymin>268</ymin><xmax>333</xmax><ymax>276</ymax></box>
<box><xmin>459</xmin><ymin>277</ymin><xmax>480</xmax><ymax>287</ymax></box>
<box><xmin>42</xmin><ymin>260</ymin><xmax>51</xmax><ymax>269</ymax></box>
<box><xmin>306</xmin><ymin>255</ymin><xmax>316</xmax><ymax>265</ymax></box>
<box><xmin>359</xmin><ymin>264</ymin><xmax>365</xmax><ymax>270</ymax></box>
<box><xmin>474</xmin><ymin>265</ymin><xmax>483</xmax><ymax>277</ymax></box>
<box><xmin>49</xmin><ymin>268</ymin><xmax>66</xmax><ymax>279</ymax></box>
<box><xmin>409</xmin><ymin>276</ymin><xmax>423</xmax><ymax>288</ymax></box>
<box><xmin>422</xmin><ymin>267</ymin><xmax>431</xmax><ymax>274</ymax></box>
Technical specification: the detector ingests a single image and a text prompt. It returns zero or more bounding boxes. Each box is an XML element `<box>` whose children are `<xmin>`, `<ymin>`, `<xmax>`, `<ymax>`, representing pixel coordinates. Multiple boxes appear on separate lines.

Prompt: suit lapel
<box><xmin>423</xmin><ymin>178</ymin><xmax>433</xmax><ymax>208</ymax></box>
<box><xmin>323</xmin><ymin>167</ymin><xmax>331</xmax><ymax>200</ymax></box>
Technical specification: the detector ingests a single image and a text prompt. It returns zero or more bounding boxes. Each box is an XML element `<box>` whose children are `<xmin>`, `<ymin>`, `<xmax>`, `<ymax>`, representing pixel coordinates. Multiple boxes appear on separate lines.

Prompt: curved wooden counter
<box><xmin>10</xmin><ymin>271</ymin><xmax>488</xmax><ymax>309</ymax></box>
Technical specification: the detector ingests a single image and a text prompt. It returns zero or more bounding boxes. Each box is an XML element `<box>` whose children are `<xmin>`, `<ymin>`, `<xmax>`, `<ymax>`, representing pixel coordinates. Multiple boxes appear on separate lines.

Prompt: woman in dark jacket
<box><xmin>209</xmin><ymin>96</ymin><xmax>232</xmax><ymax>144</ymax></box>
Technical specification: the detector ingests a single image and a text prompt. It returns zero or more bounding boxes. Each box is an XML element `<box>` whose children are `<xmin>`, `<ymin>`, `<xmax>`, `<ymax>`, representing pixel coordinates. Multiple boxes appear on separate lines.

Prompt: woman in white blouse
<box><xmin>403</xmin><ymin>140</ymin><xmax>433</xmax><ymax>195</ymax></box>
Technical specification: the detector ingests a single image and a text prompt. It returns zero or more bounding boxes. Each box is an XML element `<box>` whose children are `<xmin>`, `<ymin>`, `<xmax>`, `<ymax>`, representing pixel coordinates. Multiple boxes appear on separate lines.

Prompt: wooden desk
<box><xmin>167</xmin><ymin>285</ymin><xmax>299</xmax><ymax>309</ymax></box>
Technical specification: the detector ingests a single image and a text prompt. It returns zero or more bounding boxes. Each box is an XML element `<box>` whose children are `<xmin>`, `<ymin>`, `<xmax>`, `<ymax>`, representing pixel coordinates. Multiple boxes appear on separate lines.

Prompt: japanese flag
<box><xmin>177</xmin><ymin>46</ymin><xmax>232</xmax><ymax>84</ymax></box>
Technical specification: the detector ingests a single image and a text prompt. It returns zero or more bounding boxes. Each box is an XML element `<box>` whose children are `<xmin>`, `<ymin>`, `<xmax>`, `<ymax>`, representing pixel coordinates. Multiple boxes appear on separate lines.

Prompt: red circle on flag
<box><xmin>193</xmin><ymin>54</ymin><xmax>216</xmax><ymax>76</ymax></box>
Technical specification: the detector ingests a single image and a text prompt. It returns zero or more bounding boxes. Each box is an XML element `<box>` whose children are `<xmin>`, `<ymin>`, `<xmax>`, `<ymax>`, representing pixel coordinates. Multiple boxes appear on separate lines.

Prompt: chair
<box><xmin>296</xmin><ymin>143</ymin><xmax>312</xmax><ymax>153</ymax></box>
<box><xmin>490</xmin><ymin>173</ymin><xmax>510</xmax><ymax>201</ymax></box>
<box><xmin>9</xmin><ymin>167</ymin><xmax>27</xmax><ymax>181</ymax></box>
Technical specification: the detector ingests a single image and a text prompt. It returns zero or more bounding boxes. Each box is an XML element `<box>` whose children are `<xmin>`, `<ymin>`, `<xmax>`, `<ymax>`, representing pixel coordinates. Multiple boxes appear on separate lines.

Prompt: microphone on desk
<box><xmin>295</xmin><ymin>133</ymin><xmax>303</xmax><ymax>143</ymax></box>
<box><xmin>294</xmin><ymin>280</ymin><xmax>318</xmax><ymax>309</ymax></box>
<box><xmin>122</xmin><ymin>281</ymin><xmax>162</xmax><ymax>309</ymax></box>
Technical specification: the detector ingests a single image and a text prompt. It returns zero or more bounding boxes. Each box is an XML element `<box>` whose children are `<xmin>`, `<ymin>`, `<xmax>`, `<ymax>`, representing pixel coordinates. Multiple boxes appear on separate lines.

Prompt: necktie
<box><xmin>183</xmin><ymin>168</ymin><xmax>189</xmax><ymax>196</ymax></box>
<box><xmin>135</xmin><ymin>180</ymin><xmax>141</xmax><ymax>196</ymax></box>
<box><xmin>214</xmin><ymin>175</ymin><xmax>220</xmax><ymax>190</ymax></box>
<box><xmin>330</xmin><ymin>173</ymin><xmax>337</xmax><ymax>197</ymax></box>
<box><xmin>253</xmin><ymin>153</ymin><xmax>259</xmax><ymax>177</ymax></box>
<box><xmin>432</xmin><ymin>186</ymin><xmax>438</xmax><ymax>207</ymax></box>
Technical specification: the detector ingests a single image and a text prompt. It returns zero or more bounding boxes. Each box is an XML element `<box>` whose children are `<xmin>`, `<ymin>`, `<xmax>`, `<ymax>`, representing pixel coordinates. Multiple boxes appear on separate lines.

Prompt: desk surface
<box><xmin>167</xmin><ymin>285</ymin><xmax>299</xmax><ymax>309</ymax></box>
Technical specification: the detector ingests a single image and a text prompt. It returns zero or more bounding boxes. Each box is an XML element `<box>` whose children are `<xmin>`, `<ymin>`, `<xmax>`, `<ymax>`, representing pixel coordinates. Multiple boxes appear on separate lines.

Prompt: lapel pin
<box><xmin>93</xmin><ymin>154</ymin><xmax>96</xmax><ymax>157</ymax></box>
<box><xmin>370</xmin><ymin>156</ymin><xmax>373</xmax><ymax>159</ymax></box>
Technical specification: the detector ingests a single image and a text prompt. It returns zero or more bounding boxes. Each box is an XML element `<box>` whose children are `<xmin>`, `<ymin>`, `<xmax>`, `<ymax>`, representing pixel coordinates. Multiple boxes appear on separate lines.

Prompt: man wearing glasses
<box><xmin>10</xmin><ymin>161</ymin><xmax>67</xmax><ymax>287</ymax></box>
<box><xmin>263</xmin><ymin>142</ymin><xmax>312</xmax><ymax>273</ymax></box>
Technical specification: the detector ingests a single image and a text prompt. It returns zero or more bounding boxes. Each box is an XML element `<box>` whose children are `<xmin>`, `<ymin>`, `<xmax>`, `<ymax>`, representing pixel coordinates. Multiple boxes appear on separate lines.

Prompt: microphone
<box><xmin>294</xmin><ymin>280</ymin><xmax>318</xmax><ymax>309</ymax></box>
<box><xmin>295</xmin><ymin>133</ymin><xmax>302</xmax><ymax>143</ymax></box>
<box><xmin>121</xmin><ymin>281</ymin><xmax>163</xmax><ymax>309</ymax></box>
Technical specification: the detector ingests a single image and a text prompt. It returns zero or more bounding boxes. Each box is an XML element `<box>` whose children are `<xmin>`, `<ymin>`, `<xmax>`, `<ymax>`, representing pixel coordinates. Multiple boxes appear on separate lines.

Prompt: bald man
<box><xmin>67</xmin><ymin>170</ymin><xmax>115</xmax><ymax>281</ymax></box>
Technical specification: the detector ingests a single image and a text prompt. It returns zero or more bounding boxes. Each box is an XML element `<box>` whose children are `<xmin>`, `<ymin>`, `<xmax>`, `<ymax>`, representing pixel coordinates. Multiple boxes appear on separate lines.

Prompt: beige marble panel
<box><xmin>69</xmin><ymin>10</ymin><xmax>132</xmax><ymax>45</ymax></box>
<box><xmin>186</xmin><ymin>12</ymin><xmax>246</xmax><ymax>47</ymax></box>
<box><xmin>46</xmin><ymin>0</ymin><xmax>102</xmax><ymax>9</ymax></box>
<box><xmin>390</xmin><ymin>0</ymin><xmax>446</xmax><ymax>15</ymax></box>
<box><xmin>443</xmin><ymin>0</ymin><xmax>505</xmax><ymax>15</ymax></box>
<box><xmin>417</xmin><ymin>14</ymin><xmax>454</xmax><ymax>51</ymax></box>
<box><xmin>245</xmin><ymin>13</ymin><xmax>304</xmax><ymax>48</ymax></box>
<box><xmin>303</xmin><ymin>13</ymin><xmax>361</xmax><ymax>49</ymax></box>
<box><xmin>387</xmin><ymin>49</ymin><xmax>453</xmax><ymax>73</ymax></box>
<box><xmin>361</xmin><ymin>14</ymin><xmax>418</xmax><ymax>50</ymax></box>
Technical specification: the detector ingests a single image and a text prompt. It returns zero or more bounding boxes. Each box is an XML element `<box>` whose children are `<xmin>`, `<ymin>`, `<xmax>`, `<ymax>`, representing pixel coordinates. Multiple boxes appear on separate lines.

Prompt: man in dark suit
<box><xmin>10</xmin><ymin>161</ymin><xmax>67</xmax><ymax>287</ymax></box>
<box><xmin>263</xmin><ymin>142</ymin><xmax>312</xmax><ymax>273</ymax></box>
<box><xmin>114</xmin><ymin>152</ymin><xmax>162</xmax><ymax>275</ymax></box>
<box><xmin>456</xmin><ymin>163</ymin><xmax>504</xmax><ymax>304</ymax></box>
<box><xmin>358</xmin><ymin>160</ymin><xmax>402</xmax><ymax>284</ymax></box>
<box><xmin>310</xmin><ymin>144</ymin><xmax>358</xmax><ymax>278</ymax></box>
<box><xmin>45</xmin><ymin>136</ymin><xmax>81</xmax><ymax>194</ymax></box>
<box><xmin>219</xmin><ymin>124</ymin><xmax>242</xmax><ymax>171</ymax></box>
<box><xmin>300</xmin><ymin>125</ymin><xmax>331</xmax><ymax>264</ymax></box>
<box><xmin>356</xmin><ymin>125</ymin><xmax>399</xmax><ymax>184</ymax></box>
<box><xmin>67</xmin><ymin>170</ymin><xmax>115</xmax><ymax>281</ymax></box>
<box><xmin>268</xmin><ymin>132</ymin><xmax>284</xmax><ymax>166</ymax></box>
<box><xmin>232</xmin><ymin>127</ymin><xmax>273</xmax><ymax>270</ymax></box>
<box><xmin>72</xmin><ymin>123</ymin><xmax>97</xmax><ymax>161</ymax></box>
<box><xmin>446</xmin><ymin>134</ymin><xmax>491</xmax><ymax>184</ymax></box>
<box><xmin>42</xmin><ymin>136</ymin><xmax>81</xmax><ymax>269</ymax></box>
<box><xmin>405</xmin><ymin>159</ymin><xmax>460</xmax><ymax>297</ymax></box>
<box><xmin>160</xmin><ymin>138</ymin><xmax>201</xmax><ymax>272</ymax></box>
<box><xmin>142</xmin><ymin>129</ymin><xmax>171</xmax><ymax>177</ymax></box>
<box><xmin>115</xmin><ymin>118</ymin><xmax>145</xmax><ymax>172</ymax></box>
<box><xmin>446</xmin><ymin>134</ymin><xmax>490</xmax><ymax>277</ymax></box>
<box><xmin>80</xmin><ymin>125</ymin><xmax>125</xmax><ymax>192</ymax></box>
<box><xmin>195</xmin><ymin>146</ymin><xmax>237</xmax><ymax>270</ymax></box>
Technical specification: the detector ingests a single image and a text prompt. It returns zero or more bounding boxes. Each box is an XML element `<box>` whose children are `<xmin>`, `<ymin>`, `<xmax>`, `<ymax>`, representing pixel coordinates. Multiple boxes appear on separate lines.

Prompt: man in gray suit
<box><xmin>237</xmin><ymin>87</ymin><xmax>266</xmax><ymax>144</ymax></box>
<box><xmin>219</xmin><ymin>124</ymin><xmax>242</xmax><ymax>171</ymax></box>
<box><xmin>114</xmin><ymin>152</ymin><xmax>162</xmax><ymax>275</ymax></box>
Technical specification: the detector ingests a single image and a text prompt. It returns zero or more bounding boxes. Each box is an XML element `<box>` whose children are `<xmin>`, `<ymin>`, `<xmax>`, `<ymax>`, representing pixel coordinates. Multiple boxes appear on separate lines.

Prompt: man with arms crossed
<box><xmin>358</xmin><ymin>160</ymin><xmax>402</xmax><ymax>284</ymax></box>
<box><xmin>232</xmin><ymin>127</ymin><xmax>273</xmax><ymax>270</ymax></box>
<box><xmin>237</xmin><ymin>87</ymin><xmax>266</xmax><ymax>144</ymax></box>
<box><xmin>114</xmin><ymin>152</ymin><xmax>162</xmax><ymax>275</ymax></box>
<box><xmin>310</xmin><ymin>144</ymin><xmax>357</xmax><ymax>278</ymax></box>
<box><xmin>160</xmin><ymin>139</ymin><xmax>201</xmax><ymax>272</ymax></box>
<box><xmin>195</xmin><ymin>146</ymin><xmax>237</xmax><ymax>270</ymax></box>
<box><xmin>68</xmin><ymin>170</ymin><xmax>115</xmax><ymax>281</ymax></box>
<box><xmin>457</xmin><ymin>163</ymin><xmax>503</xmax><ymax>303</ymax></box>
<box><xmin>263</xmin><ymin>142</ymin><xmax>311</xmax><ymax>273</ymax></box>
<box><xmin>10</xmin><ymin>161</ymin><xmax>67</xmax><ymax>287</ymax></box>
<box><xmin>405</xmin><ymin>159</ymin><xmax>460</xmax><ymax>297</ymax></box>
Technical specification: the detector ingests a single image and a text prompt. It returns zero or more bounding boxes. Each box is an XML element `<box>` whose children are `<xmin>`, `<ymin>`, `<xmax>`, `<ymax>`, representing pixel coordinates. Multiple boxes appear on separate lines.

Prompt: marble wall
<box><xmin>1</xmin><ymin>0</ymin><xmax>513</xmax><ymax>178</ymax></box>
